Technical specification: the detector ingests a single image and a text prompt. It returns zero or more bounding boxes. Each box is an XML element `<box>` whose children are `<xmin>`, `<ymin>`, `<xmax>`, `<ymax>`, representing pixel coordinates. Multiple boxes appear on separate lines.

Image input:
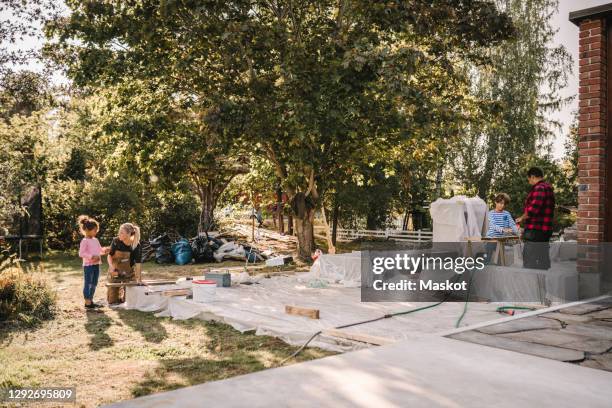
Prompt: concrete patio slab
<box><xmin>104</xmin><ymin>334</ymin><xmax>612</xmax><ymax>408</ymax></box>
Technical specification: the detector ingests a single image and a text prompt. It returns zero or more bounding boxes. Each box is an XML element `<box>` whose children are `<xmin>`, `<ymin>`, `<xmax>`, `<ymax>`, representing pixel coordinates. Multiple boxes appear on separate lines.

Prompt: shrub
<box><xmin>43</xmin><ymin>175</ymin><xmax>200</xmax><ymax>249</ymax></box>
<box><xmin>0</xmin><ymin>268</ymin><xmax>56</xmax><ymax>325</ymax></box>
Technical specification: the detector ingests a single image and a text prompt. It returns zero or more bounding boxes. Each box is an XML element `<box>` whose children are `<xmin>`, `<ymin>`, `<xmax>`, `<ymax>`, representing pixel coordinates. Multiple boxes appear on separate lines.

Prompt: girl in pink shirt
<box><xmin>78</xmin><ymin>215</ymin><xmax>107</xmax><ymax>309</ymax></box>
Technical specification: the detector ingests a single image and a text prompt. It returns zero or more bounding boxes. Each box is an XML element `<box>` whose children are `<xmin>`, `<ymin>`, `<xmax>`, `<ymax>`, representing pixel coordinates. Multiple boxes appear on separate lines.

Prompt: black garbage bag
<box><xmin>190</xmin><ymin>236</ymin><xmax>215</xmax><ymax>263</ymax></box>
<box><xmin>150</xmin><ymin>234</ymin><xmax>174</xmax><ymax>264</ymax></box>
<box><xmin>155</xmin><ymin>246</ymin><xmax>174</xmax><ymax>264</ymax></box>
<box><xmin>155</xmin><ymin>245</ymin><xmax>174</xmax><ymax>264</ymax></box>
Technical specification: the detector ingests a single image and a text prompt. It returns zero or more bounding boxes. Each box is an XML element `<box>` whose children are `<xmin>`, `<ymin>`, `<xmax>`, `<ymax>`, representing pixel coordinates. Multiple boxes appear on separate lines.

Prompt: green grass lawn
<box><xmin>0</xmin><ymin>254</ymin><xmax>334</xmax><ymax>407</ymax></box>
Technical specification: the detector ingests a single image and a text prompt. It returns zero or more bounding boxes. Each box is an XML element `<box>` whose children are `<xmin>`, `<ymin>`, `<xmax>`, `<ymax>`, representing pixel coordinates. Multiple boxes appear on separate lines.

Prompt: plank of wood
<box><xmin>500</xmin><ymin>329</ymin><xmax>612</xmax><ymax>354</ymax></box>
<box><xmin>477</xmin><ymin>317</ymin><xmax>562</xmax><ymax>335</ymax></box>
<box><xmin>160</xmin><ymin>289</ymin><xmax>191</xmax><ymax>297</ymax></box>
<box><xmin>143</xmin><ymin>280</ymin><xmax>181</xmax><ymax>285</ymax></box>
<box><xmin>105</xmin><ymin>279</ymin><xmax>176</xmax><ymax>287</ymax></box>
<box><xmin>450</xmin><ymin>331</ymin><xmax>585</xmax><ymax>362</ymax></box>
<box><xmin>285</xmin><ymin>305</ymin><xmax>320</xmax><ymax>319</ymax></box>
<box><xmin>322</xmin><ymin>329</ymin><xmax>394</xmax><ymax>346</ymax></box>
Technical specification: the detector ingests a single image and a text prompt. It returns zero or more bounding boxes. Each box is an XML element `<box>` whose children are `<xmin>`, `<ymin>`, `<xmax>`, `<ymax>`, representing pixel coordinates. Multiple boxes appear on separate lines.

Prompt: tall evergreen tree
<box><xmin>450</xmin><ymin>0</ymin><xmax>572</xmax><ymax>200</ymax></box>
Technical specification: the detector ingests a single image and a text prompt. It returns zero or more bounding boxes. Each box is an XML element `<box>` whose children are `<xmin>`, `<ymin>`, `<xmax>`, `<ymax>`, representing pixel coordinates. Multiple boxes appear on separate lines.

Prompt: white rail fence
<box><xmin>313</xmin><ymin>226</ymin><xmax>432</xmax><ymax>243</ymax></box>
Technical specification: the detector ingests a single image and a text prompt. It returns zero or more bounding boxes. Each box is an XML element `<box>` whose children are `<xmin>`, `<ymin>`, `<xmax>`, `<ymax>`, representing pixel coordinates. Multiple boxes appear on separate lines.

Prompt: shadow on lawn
<box><xmin>117</xmin><ymin>309</ymin><xmax>168</xmax><ymax>343</ymax></box>
<box><xmin>85</xmin><ymin>310</ymin><xmax>114</xmax><ymax>350</ymax></box>
<box><xmin>130</xmin><ymin>354</ymin><xmax>266</xmax><ymax>397</ymax></box>
<box><xmin>129</xmin><ymin>320</ymin><xmax>335</xmax><ymax>399</ymax></box>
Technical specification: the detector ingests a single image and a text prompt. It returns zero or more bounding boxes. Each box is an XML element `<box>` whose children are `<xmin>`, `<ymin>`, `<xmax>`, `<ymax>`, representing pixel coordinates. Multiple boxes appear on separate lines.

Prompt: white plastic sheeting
<box><xmin>125</xmin><ymin>284</ymin><xmax>176</xmax><ymax>312</ymax></box>
<box><xmin>121</xmin><ymin>274</ymin><xmax>500</xmax><ymax>352</ymax></box>
<box><xmin>304</xmin><ymin>252</ymin><xmax>362</xmax><ymax>287</ymax></box>
<box><xmin>429</xmin><ymin>196</ymin><xmax>488</xmax><ymax>242</ymax></box>
<box><xmin>212</xmin><ymin>241</ymin><xmax>263</xmax><ymax>263</ymax></box>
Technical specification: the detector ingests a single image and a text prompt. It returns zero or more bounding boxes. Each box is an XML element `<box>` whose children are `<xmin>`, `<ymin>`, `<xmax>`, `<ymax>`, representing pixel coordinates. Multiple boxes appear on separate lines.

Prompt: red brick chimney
<box><xmin>570</xmin><ymin>5</ymin><xmax>612</xmax><ymax>293</ymax></box>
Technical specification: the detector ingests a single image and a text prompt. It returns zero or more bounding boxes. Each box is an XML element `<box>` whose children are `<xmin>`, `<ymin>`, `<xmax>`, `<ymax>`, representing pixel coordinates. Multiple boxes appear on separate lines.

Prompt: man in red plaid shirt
<box><xmin>516</xmin><ymin>167</ymin><xmax>555</xmax><ymax>269</ymax></box>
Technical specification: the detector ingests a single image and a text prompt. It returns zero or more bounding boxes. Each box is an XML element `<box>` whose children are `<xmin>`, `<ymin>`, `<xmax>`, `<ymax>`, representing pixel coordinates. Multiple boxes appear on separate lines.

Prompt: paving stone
<box><xmin>559</xmin><ymin>298</ymin><xmax>612</xmax><ymax>315</ymax></box>
<box><xmin>562</xmin><ymin>323</ymin><xmax>612</xmax><ymax>341</ymax></box>
<box><xmin>477</xmin><ymin>317</ymin><xmax>562</xmax><ymax>335</ymax></box>
<box><xmin>587</xmin><ymin>309</ymin><xmax>612</xmax><ymax>320</ymax></box>
<box><xmin>540</xmin><ymin>312</ymin><xmax>593</xmax><ymax>324</ymax></box>
<box><xmin>500</xmin><ymin>329</ymin><xmax>612</xmax><ymax>354</ymax></box>
<box><xmin>580</xmin><ymin>353</ymin><xmax>612</xmax><ymax>372</ymax></box>
<box><xmin>450</xmin><ymin>331</ymin><xmax>585</xmax><ymax>362</ymax></box>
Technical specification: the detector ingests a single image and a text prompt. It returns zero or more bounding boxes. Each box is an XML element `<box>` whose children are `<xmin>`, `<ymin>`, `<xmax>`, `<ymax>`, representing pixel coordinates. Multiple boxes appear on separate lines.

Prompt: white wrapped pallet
<box><xmin>429</xmin><ymin>196</ymin><xmax>487</xmax><ymax>242</ymax></box>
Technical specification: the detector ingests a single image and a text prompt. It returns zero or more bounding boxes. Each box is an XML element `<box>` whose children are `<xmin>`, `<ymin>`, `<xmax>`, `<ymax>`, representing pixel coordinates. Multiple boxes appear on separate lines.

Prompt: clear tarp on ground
<box><xmin>121</xmin><ymin>273</ymin><xmax>500</xmax><ymax>352</ymax></box>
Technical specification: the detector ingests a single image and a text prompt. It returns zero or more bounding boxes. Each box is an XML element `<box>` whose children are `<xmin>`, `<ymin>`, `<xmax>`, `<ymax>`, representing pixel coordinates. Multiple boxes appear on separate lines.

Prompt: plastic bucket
<box><xmin>192</xmin><ymin>279</ymin><xmax>216</xmax><ymax>303</ymax></box>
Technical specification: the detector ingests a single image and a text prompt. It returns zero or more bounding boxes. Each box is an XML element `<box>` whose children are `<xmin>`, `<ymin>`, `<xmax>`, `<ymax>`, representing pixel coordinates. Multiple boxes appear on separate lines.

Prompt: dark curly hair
<box><xmin>77</xmin><ymin>215</ymin><xmax>99</xmax><ymax>235</ymax></box>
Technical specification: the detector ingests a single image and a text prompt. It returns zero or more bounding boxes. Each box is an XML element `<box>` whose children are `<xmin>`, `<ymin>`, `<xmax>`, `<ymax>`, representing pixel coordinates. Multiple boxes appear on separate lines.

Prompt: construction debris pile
<box><xmin>142</xmin><ymin>232</ymin><xmax>271</xmax><ymax>265</ymax></box>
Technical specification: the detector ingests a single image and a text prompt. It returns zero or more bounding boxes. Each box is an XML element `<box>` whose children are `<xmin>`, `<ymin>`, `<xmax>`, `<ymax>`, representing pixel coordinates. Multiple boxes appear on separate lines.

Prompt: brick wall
<box><xmin>576</xmin><ymin>18</ymin><xmax>609</xmax><ymax>279</ymax></box>
<box><xmin>577</xmin><ymin>18</ymin><xmax>608</xmax><ymax>246</ymax></box>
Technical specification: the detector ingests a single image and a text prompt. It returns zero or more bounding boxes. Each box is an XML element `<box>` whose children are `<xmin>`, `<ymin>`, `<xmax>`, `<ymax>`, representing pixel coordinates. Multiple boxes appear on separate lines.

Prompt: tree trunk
<box><xmin>276</xmin><ymin>186</ymin><xmax>284</xmax><ymax>234</ymax></box>
<box><xmin>477</xmin><ymin>132</ymin><xmax>499</xmax><ymax>199</ymax></box>
<box><xmin>278</xmin><ymin>208</ymin><xmax>284</xmax><ymax>233</ymax></box>
<box><xmin>311</xmin><ymin>222</ymin><xmax>316</xmax><ymax>251</ymax></box>
<box><xmin>321</xmin><ymin>206</ymin><xmax>336</xmax><ymax>254</ymax></box>
<box><xmin>291</xmin><ymin>192</ymin><xmax>316</xmax><ymax>261</ymax></box>
<box><xmin>434</xmin><ymin>164</ymin><xmax>444</xmax><ymax>199</ymax></box>
<box><xmin>287</xmin><ymin>213</ymin><xmax>294</xmax><ymax>235</ymax></box>
<box><xmin>331</xmin><ymin>201</ymin><xmax>339</xmax><ymax>246</ymax></box>
<box><xmin>196</xmin><ymin>179</ymin><xmax>219</xmax><ymax>233</ymax></box>
<box><xmin>198</xmin><ymin>195</ymin><xmax>215</xmax><ymax>233</ymax></box>
<box><xmin>294</xmin><ymin>210</ymin><xmax>315</xmax><ymax>261</ymax></box>
<box><xmin>366</xmin><ymin>213</ymin><xmax>377</xmax><ymax>230</ymax></box>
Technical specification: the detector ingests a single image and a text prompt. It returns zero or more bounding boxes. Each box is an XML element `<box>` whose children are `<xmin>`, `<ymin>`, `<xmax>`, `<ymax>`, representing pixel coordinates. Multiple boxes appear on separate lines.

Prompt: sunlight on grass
<box><xmin>0</xmin><ymin>254</ymin><xmax>336</xmax><ymax>407</ymax></box>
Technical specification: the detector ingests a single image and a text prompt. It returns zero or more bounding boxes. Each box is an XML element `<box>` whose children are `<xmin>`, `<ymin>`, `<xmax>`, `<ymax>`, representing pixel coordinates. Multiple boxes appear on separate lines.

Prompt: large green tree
<box><xmin>48</xmin><ymin>0</ymin><xmax>513</xmax><ymax>259</ymax></box>
<box><xmin>449</xmin><ymin>0</ymin><xmax>572</xmax><ymax>200</ymax></box>
<box><xmin>96</xmin><ymin>81</ymin><xmax>248</xmax><ymax>232</ymax></box>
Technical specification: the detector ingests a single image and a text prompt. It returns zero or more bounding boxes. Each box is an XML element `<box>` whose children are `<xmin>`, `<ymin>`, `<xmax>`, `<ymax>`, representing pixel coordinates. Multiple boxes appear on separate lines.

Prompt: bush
<box><xmin>43</xmin><ymin>179</ymin><xmax>83</xmax><ymax>250</ymax></box>
<box><xmin>43</xmin><ymin>175</ymin><xmax>200</xmax><ymax>249</ymax></box>
<box><xmin>141</xmin><ymin>189</ymin><xmax>200</xmax><ymax>238</ymax></box>
<box><xmin>0</xmin><ymin>268</ymin><xmax>56</xmax><ymax>325</ymax></box>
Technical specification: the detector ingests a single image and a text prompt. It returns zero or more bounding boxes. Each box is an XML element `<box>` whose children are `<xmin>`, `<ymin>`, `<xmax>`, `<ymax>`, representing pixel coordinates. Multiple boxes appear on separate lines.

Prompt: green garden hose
<box><xmin>496</xmin><ymin>306</ymin><xmax>535</xmax><ymax>313</ymax></box>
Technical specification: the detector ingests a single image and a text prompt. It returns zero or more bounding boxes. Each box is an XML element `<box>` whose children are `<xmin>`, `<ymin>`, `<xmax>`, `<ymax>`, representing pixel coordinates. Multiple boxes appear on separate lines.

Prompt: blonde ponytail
<box><xmin>132</xmin><ymin>224</ymin><xmax>140</xmax><ymax>249</ymax></box>
<box><xmin>120</xmin><ymin>222</ymin><xmax>141</xmax><ymax>249</ymax></box>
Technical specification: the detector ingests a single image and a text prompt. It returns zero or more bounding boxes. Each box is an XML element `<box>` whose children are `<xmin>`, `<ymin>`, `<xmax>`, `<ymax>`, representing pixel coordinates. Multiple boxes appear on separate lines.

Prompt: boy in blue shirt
<box><xmin>485</xmin><ymin>193</ymin><xmax>519</xmax><ymax>263</ymax></box>
<box><xmin>487</xmin><ymin>193</ymin><xmax>519</xmax><ymax>238</ymax></box>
